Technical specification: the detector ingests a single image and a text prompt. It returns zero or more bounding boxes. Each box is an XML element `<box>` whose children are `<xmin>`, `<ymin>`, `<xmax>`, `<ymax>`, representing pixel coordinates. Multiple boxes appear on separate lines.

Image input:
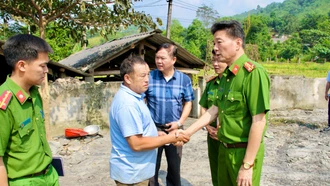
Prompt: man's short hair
<box><xmin>3</xmin><ymin>34</ymin><xmax>53</xmax><ymax>69</ymax></box>
<box><xmin>120</xmin><ymin>55</ymin><xmax>147</xmax><ymax>80</ymax></box>
<box><xmin>156</xmin><ymin>43</ymin><xmax>177</xmax><ymax>58</ymax></box>
<box><xmin>211</xmin><ymin>20</ymin><xmax>245</xmax><ymax>48</ymax></box>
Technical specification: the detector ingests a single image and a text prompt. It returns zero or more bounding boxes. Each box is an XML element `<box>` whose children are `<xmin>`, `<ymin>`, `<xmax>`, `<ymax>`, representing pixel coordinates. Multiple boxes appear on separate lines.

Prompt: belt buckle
<box><xmin>222</xmin><ymin>142</ymin><xmax>228</xmax><ymax>148</ymax></box>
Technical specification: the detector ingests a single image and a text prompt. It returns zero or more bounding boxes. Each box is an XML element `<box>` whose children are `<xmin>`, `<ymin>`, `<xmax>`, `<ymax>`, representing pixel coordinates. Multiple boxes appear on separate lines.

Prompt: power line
<box><xmin>176</xmin><ymin>0</ymin><xmax>200</xmax><ymax>9</ymax></box>
<box><xmin>134</xmin><ymin>4</ymin><xmax>167</xmax><ymax>8</ymax></box>
<box><xmin>173</xmin><ymin>4</ymin><xmax>198</xmax><ymax>11</ymax></box>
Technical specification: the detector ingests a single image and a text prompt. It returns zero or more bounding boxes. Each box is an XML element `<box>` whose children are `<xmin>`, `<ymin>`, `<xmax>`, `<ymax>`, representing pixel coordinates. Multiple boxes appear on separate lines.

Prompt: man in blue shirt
<box><xmin>109</xmin><ymin>55</ymin><xmax>189</xmax><ymax>186</ymax></box>
<box><xmin>146</xmin><ymin>43</ymin><xmax>195</xmax><ymax>186</ymax></box>
<box><xmin>323</xmin><ymin>71</ymin><xmax>330</xmax><ymax>132</ymax></box>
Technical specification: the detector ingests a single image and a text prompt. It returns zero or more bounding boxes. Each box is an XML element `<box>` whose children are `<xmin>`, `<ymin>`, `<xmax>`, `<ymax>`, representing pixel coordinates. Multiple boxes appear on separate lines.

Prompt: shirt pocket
<box><xmin>12</xmin><ymin>118</ymin><xmax>34</xmax><ymax>153</ymax></box>
<box><xmin>225</xmin><ymin>91</ymin><xmax>244</xmax><ymax>115</ymax></box>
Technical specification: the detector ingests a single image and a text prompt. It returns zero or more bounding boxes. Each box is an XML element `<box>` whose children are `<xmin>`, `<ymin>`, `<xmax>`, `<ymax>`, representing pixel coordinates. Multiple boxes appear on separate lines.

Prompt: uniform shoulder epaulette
<box><xmin>0</xmin><ymin>90</ymin><xmax>13</xmax><ymax>110</ymax></box>
<box><xmin>206</xmin><ymin>76</ymin><xmax>217</xmax><ymax>83</ymax></box>
<box><xmin>244</xmin><ymin>61</ymin><xmax>255</xmax><ymax>72</ymax></box>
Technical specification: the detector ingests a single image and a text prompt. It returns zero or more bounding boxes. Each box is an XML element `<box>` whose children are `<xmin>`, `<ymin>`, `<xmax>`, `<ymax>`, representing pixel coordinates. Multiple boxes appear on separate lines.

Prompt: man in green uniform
<box><xmin>0</xmin><ymin>34</ymin><xmax>59</xmax><ymax>186</ymax></box>
<box><xmin>199</xmin><ymin>50</ymin><xmax>227</xmax><ymax>186</ymax></box>
<box><xmin>186</xmin><ymin>20</ymin><xmax>270</xmax><ymax>186</ymax></box>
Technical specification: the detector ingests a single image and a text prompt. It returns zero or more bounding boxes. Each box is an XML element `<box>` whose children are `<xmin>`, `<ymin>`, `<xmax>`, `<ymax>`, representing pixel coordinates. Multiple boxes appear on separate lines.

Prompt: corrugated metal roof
<box><xmin>59</xmin><ymin>29</ymin><xmax>205</xmax><ymax>73</ymax></box>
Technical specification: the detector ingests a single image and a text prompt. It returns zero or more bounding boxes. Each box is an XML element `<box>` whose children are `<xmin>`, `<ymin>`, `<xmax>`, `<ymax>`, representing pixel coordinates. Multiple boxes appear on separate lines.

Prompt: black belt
<box><xmin>22</xmin><ymin>164</ymin><xmax>51</xmax><ymax>178</ymax></box>
<box><xmin>221</xmin><ymin>142</ymin><xmax>248</xmax><ymax>148</ymax></box>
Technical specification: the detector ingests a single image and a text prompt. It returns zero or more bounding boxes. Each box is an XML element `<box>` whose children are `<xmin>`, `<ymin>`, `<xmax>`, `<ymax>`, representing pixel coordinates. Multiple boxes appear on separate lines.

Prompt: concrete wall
<box><xmin>270</xmin><ymin>75</ymin><xmax>327</xmax><ymax>110</ymax></box>
<box><xmin>49</xmin><ymin>76</ymin><xmax>328</xmax><ymax>127</ymax></box>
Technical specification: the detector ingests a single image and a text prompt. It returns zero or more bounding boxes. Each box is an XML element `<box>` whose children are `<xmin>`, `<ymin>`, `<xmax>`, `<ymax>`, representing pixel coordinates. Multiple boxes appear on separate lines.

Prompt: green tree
<box><xmin>0</xmin><ymin>0</ymin><xmax>159</xmax><ymax>39</ymax></box>
<box><xmin>278</xmin><ymin>33</ymin><xmax>302</xmax><ymax>60</ymax></box>
<box><xmin>196</xmin><ymin>4</ymin><xmax>220</xmax><ymax>28</ymax></box>
<box><xmin>185</xmin><ymin>19</ymin><xmax>211</xmax><ymax>60</ymax></box>
<box><xmin>169</xmin><ymin>19</ymin><xmax>186</xmax><ymax>46</ymax></box>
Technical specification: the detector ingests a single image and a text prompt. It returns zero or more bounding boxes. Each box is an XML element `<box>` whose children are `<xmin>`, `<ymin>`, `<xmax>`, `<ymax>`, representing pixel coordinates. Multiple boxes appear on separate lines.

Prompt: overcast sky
<box><xmin>133</xmin><ymin>0</ymin><xmax>285</xmax><ymax>27</ymax></box>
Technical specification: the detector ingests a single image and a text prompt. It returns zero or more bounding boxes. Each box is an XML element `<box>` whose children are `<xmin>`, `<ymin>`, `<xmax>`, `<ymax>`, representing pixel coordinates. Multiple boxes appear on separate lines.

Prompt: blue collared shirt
<box><xmin>109</xmin><ymin>84</ymin><xmax>158</xmax><ymax>184</ymax></box>
<box><xmin>145</xmin><ymin>69</ymin><xmax>195</xmax><ymax>124</ymax></box>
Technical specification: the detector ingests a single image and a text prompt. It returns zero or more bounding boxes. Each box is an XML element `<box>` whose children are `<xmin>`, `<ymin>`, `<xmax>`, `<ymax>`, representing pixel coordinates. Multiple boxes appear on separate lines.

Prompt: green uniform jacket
<box><xmin>199</xmin><ymin>76</ymin><xmax>221</xmax><ymax>127</ymax></box>
<box><xmin>216</xmin><ymin>54</ymin><xmax>270</xmax><ymax>143</ymax></box>
<box><xmin>0</xmin><ymin>77</ymin><xmax>52</xmax><ymax>179</ymax></box>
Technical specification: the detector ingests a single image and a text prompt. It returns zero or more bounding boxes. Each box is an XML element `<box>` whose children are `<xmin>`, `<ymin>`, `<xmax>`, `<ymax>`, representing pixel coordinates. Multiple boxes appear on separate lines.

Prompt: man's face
<box><xmin>155</xmin><ymin>48</ymin><xmax>176</xmax><ymax>72</ymax></box>
<box><xmin>213</xmin><ymin>30</ymin><xmax>240</xmax><ymax>65</ymax></box>
<box><xmin>128</xmin><ymin>63</ymin><xmax>150</xmax><ymax>94</ymax></box>
<box><xmin>24</xmin><ymin>52</ymin><xmax>49</xmax><ymax>86</ymax></box>
<box><xmin>212</xmin><ymin>55</ymin><xmax>227</xmax><ymax>75</ymax></box>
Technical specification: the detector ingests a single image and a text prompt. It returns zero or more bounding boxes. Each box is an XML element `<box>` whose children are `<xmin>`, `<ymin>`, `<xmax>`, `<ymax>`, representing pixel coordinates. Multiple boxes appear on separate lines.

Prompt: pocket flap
<box><xmin>227</xmin><ymin>91</ymin><xmax>243</xmax><ymax>102</ymax></box>
<box><xmin>18</xmin><ymin>118</ymin><xmax>34</xmax><ymax>138</ymax></box>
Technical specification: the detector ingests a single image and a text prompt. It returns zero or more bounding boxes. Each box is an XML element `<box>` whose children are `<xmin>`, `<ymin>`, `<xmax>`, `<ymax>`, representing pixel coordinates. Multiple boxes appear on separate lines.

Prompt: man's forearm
<box><xmin>0</xmin><ymin>157</ymin><xmax>8</xmax><ymax>186</ymax></box>
<box><xmin>185</xmin><ymin>105</ymin><xmax>218</xmax><ymax>136</ymax></box>
<box><xmin>178</xmin><ymin>101</ymin><xmax>193</xmax><ymax>125</ymax></box>
<box><xmin>243</xmin><ymin>113</ymin><xmax>267</xmax><ymax>164</ymax></box>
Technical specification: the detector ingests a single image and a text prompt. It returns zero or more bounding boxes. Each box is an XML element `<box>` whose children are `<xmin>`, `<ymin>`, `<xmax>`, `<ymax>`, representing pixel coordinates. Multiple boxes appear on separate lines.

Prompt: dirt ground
<box><xmin>52</xmin><ymin>109</ymin><xmax>330</xmax><ymax>186</ymax></box>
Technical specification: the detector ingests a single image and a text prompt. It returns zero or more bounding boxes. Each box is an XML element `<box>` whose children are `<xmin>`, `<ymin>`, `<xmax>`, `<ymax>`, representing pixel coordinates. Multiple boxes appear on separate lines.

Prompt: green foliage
<box><xmin>196</xmin><ymin>4</ymin><xmax>220</xmax><ymax>28</ymax></box>
<box><xmin>0</xmin><ymin>0</ymin><xmax>158</xmax><ymax>39</ymax></box>
<box><xmin>45</xmin><ymin>23</ymin><xmax>77</xmax><ymax>62</ymax></box>
<box><xmin>261</xmin><ymin>62</ymin><xmax>330</xmax><ymax>78</ymax></box>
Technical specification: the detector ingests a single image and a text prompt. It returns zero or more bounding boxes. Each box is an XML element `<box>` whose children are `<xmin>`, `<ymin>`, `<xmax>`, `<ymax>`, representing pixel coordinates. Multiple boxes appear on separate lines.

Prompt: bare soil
<box><xmin>52</xmin><ymin>109</ymin><xmax>330</xmax><ymax>186</ymax></box>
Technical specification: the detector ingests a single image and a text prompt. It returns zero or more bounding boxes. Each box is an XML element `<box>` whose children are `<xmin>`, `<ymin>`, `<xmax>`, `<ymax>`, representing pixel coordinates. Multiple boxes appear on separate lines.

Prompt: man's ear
<box><xmin>236</xmin><ymin>38</ymin><xmax>243</xmax><ymax>50</ymax></box>
<box><xmin>124</xmin><ymin>74</ymin><xmax>132</xmax><ymax>84</ymax></box>
<box><xmin>16</xmin><ymin>60</ymin><xmax>27</xmax><ymax>72</ymax></box>
<box><xmin>172</xmin><ymin>56</ymin><xmax>177</xmax><ymax>65</ymax></box>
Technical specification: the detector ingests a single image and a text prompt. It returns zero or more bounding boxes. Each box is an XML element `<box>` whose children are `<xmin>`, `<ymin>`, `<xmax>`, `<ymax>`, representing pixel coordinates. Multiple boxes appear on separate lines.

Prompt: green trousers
<box><xmin>9</xmin><ymin>165</ymin><xmax>59</xmax><ymax>186</ymax></box>
<box><xmin>207</xmin><ymin>134</ymin><xmax>221</xmax><ymax>186</ymax></box>
<box><xmin>218</xmin><ymin>142</ymin><xmax>264</xmax><ymax>186</ymax></box>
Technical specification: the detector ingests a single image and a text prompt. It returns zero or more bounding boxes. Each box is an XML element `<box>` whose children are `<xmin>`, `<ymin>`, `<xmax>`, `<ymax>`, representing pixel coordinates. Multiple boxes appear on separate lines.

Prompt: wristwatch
<box><xmin>177</xmin><ymin>121</ymin><xmax>182</xmax><ymax>128</ymax></box>
<box><xmin>242</xmin><ymin>162</ymin><xmax>254</xmax><ymax>170</ymax></box>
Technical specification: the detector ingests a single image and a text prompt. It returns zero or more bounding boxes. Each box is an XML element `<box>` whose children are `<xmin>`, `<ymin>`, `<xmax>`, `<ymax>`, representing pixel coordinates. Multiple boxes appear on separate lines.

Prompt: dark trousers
<box><xmin>149</xmin><ymin>144</ymin><xmax>182</xmax><ymax>186</ymax></box>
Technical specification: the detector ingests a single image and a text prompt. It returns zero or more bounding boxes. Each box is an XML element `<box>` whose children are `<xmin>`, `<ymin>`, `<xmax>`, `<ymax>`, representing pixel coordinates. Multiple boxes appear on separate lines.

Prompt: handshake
<box><xmin>157</xmin><ymin>129</ymin><xmax>190</xmax><ymax>147</ymax></box>
<box><xmin>172</xmin><ymin>129</ymin><xmax>190</xmax><ymax>146</ymax></box>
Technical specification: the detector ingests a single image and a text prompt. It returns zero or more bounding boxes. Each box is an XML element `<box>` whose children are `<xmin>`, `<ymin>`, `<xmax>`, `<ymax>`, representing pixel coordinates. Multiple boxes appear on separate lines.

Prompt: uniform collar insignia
<box><xmin>16</xmin><ymin>90</ymin><xmax>27</xmax><ymax>104</ymax></box>
<box><xmin>231</xmin><ymin>65</ymin><xmax>240</xmax><ymax>75</ymax></box>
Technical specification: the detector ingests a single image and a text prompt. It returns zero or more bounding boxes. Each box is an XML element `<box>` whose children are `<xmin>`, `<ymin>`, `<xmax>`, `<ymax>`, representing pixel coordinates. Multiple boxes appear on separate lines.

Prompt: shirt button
<box><xmin>225</xmin><ymin>95</ymin><xmax>227</xmax><ymax>97</ymax></box>
<box><xmin>231</xmin><ymin>98</ymin><xmax>234</xmax><ymax>101</ymax></box>
<box><xmin>221</xmin><ymin>110</ymin><xmax>224</xmax><ymax>113</ymax></box>
<box><xmin>27</xmin><ymin>130</ymin><xmax>30</xmax><ymax>133</ymax></box>
<box><xmin>36</xmin><ymin>118</ymin><xmax>39</xmax><ymax>121</ymax></box>
<box><xmin>227</xmin><ymin>79</ymin><xmax>230</xmax><ymax>82</ymax></box>
<box><xmin>41</xmin><ymin>134</ymin><xmax>43</xmax><ymax>137</ymax></box>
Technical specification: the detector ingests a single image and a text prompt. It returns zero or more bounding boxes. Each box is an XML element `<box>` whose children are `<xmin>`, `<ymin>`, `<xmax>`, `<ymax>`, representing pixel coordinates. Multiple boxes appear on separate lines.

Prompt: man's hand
<box><xmin>236</xmin><ymin>165</ymin><xmax>253</xmax><ymax>186</ymax></box>
<box><xmin>0</xmin><ymin>157</ymin><xmax>8</xmax><ymax>186</ymax></box>
<box><xmin>205</xmin><ymin>125</ymin><xmax>218</xmax><ymax>140</ymax></box>
<box><xmin>171</xmin><ymin>129</ymin><xmax>190</xmax><ymax>146</ymax></box>
<box><xmin>165</xmin><ymin>121</ymin><xmax>180</xmax><ymax>132</ymax></box>
<box><xmin>158</xmin><ymin>131</ymin><xmax>167</xmax><ymax>136</ymax></box>
<box><xmin>325</xmin><ymin>94</ymin><xmax>329</xmax><ymax>101</ymax></box>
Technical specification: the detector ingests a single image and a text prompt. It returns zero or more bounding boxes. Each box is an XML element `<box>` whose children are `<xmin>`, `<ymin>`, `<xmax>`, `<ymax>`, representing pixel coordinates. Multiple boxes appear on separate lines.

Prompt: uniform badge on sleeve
<box><xmin>244</xmin><ymin>62</ymin><xmax>255</xmax><ymax>72</ymax></box>
<box><xmin>0</xmin><ymin>90</ymin><xmax>13</xmax><ymax>110</ymax></box>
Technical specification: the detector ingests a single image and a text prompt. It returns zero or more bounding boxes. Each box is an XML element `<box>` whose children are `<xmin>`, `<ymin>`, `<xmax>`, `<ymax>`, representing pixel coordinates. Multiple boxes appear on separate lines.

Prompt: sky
<box><xmin>132</xmin><ymin>0</ymin><xmax>285</xmax><ymax>28</ymax></box>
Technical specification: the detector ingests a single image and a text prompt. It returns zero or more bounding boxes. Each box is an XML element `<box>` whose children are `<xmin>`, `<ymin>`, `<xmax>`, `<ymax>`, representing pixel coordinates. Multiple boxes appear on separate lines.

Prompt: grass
<box><xmin>260</xmin><ymin>62</ymin><xmax>330</xmax><ymax>78</ymax></box>
<box><xmin>197</xmin><ymin>61</ymin><xmax>330</xmax><ymax>79</ymax></box>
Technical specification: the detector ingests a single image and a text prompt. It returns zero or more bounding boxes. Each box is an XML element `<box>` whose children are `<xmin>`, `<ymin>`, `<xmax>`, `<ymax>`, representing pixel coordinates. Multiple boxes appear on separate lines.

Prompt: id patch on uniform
<box><xmin>20</xmin><ymin>118</ymin><xmax>31</xmax><ymax>128</ymax></box>
<box><xmin>40</xmin><ymin>110</ymin><xmax>44</xmax><ymax>119</ymax></box>
<box><xmin>207</xmin><ymin>91</ymin><xmax>214</xmax><ymax>95</ymax></box>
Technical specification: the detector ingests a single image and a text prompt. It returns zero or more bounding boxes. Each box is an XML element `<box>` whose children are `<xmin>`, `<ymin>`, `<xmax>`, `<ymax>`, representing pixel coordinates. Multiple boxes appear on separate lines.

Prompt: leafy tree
<box><xmin>185</xmin><ymin>19</ymin><xmax>211</xmax><ymax>60</ymax></box>
<box><xmin>45</xmin><ymin>23</ymin><xmax>77</xmax><ymax>62</ymax></box>
<box><xmin>169</xmin><ymin>19</ymin><xmax>186</xmax><ymax>46</ymax></box>
<box><xmin>0</xmin><ymin>0</ymin><xmax>159</xmax><ymax>40</ymax></box>
<box><xmin>278</xmin><ymin>33</ymin><xmax>302</xmax><ymax>60</ymax></box>
<box><xmin>281</xmin><ymin>14</ymin><xmax>299</xmax><ymax>34</ymax></box>
<box><xmin>196</xmin><ymin>4</ymin><xmax>220</xmax><ymax>28</ymax></box>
